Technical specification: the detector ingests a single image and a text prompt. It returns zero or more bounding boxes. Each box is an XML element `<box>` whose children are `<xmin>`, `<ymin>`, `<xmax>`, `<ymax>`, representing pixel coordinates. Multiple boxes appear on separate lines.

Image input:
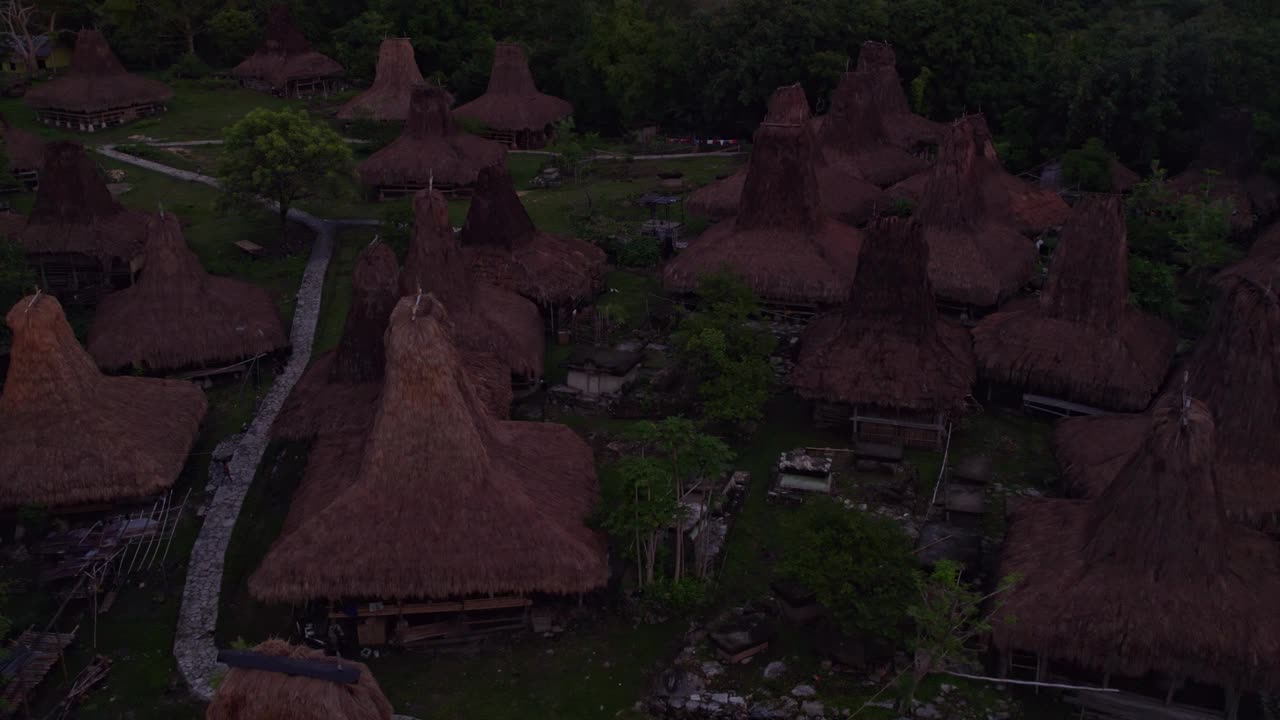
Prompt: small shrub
<box><xmin>167</xmin><ymin>52</ymin><xmax>211</xmax><ymax>80</ymax></box>
<box><xmin>639</xmin><ymin>577</ymin><xmax>711</xmax><ymax>616</ymax></box>
<box><xmin>615</xmin><ymin>236</ymin><xmax>661</xmax><ymax>267</ymax></box>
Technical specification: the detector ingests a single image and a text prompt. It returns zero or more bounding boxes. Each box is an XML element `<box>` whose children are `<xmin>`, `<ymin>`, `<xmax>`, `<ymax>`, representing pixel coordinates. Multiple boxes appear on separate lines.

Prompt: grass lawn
<box><xmin>313</xmin><ymin>227</ymin><xmax>380</xmax><ymax>355</ymax></box>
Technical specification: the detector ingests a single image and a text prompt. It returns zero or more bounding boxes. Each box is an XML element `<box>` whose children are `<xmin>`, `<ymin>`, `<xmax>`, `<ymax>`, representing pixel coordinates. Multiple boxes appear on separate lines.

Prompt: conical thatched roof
<box><xmin>793</xmin><ymin>216</ymin><xmax>974</xmax><ymax>412</ymax></box>
<box><xmin>337</xmin><ymin>38</ymin><xmax>426</xmax><ymax>122</ymax></box>
<box><xmin>20</xmin><ymin>141</ymin><xmax>149</xmax><ymax>263</ymax></box>
<box><xmin>665</xmin><ymin>84</ymin><xmax>864</xmax><ymax>305</ymax></box>
<box><xmin>1054</xmin><ymin>238</ymin><xmax>1280</xmax><ymax>526</ymax></box>
<box><xmin>995</xmin><ymin>394</ymin><xmax>1280</xmax><ymax>692</ymax></box>
<box><xmin>0</xmin><ymin>113</ymin><xmax>44</xmax><ymax>173</ymax></box>
<box><xmin>460</xmin><ymin>163</ymin><xmax>605</xmax><ymax>306</ymax></box>
<box><xmin>232</xmin><ymin>4</ymin><xmax>344</xmax><ymax>91</ymax></box>
<box><xmin>914</xmin><ymin>117</ymin><xmax>1035</xmax><ymax>307</ymax></box>
<box><xmin>972</xmin><ymin>195</ymin><xmax>1175</xmax><ymax>410</ymax></box>
<box><xmin>250</xmin><ymin>295</ymin><xmax>606</xmax><ymax>603</ymax></box>
<box><xmin>206</xmin><ymin>639</ymin><xmax>393</xmax><ymax>720</ymax></box>
<box><xmin>357</xmin><ymin>85</ymin><xmax>506</xmax><ymax>190</ymax></box>
<box><xmin>23</xmin><ymin>29</ymin><xmax>172</xmax><ymax>114</ymax></box>
<box><xmin>86</xmin><ymin>213</ymin><xmax>288</xmax><ymax>371</ymax></box>
<box><xmin>0</xmin><ymin>294</ymin><xmax>206</xmax><ymax>508</ymax></box>
<box><xmin>1170</xmin><ymin>108</ymin><xmax>1280</xmax><ymax>232</ymax></box>
<box><xmin>402</xmin><ymin>188</ymin><xmax>542</xmax><ymax>379</ymax></box>
<box><xmin>686</xmin><ymin>85</ymin><xmax>885</xmax><ymax>225</ymax></box>
<box><xmin>454</xmin><ymin>43</ymin><xmax>573</xmax><ymax>133</ymax></box>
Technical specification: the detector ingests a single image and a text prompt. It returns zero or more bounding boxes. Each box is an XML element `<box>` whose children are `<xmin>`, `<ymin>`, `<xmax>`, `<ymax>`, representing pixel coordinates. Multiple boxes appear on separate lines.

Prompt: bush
<box><xmin>167</xmin><ymin>52</ymin><xmax>210</xmax><ymax>80</ymax></box>
<box><xmin>639</xmin><ymin>577</ymin><xmax>712</xmax><ymax>616</ymax></box>
<box><xmin>615</xmin><ymin>237</ymin><xmax>661</xmax><ymax>267</ymax></box>
<box><xmin>1062</xmin><ymin>137</ymin><xmax>1114</xmax><ymax>192</ymax></box>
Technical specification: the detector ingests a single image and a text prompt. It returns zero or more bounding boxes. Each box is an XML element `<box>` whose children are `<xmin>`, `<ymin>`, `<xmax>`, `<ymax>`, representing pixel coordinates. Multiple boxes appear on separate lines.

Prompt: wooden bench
<box><xmin>234</xmin><ymin>240</ymin><xmax>264</xmax><ymax>258</ymax></box>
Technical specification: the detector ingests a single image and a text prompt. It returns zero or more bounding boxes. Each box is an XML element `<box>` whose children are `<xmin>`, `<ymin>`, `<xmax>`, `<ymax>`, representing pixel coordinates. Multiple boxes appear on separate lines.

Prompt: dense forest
<box><xmin>59</xmin><ymin>0</ymin><xmax>1280</xmax><ymax>175</ymax></box>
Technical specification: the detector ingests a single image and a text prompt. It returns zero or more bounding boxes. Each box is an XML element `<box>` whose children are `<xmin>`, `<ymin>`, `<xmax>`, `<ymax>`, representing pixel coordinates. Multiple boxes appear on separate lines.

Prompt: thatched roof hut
<box><xmin>337</xmin><ymin>38</ymin><xmax>425</xmax><ymax>122</ymax></box>
<box><xmin>1054</xmin><ymin>238</ymin><xmax>1280</xmax><ymax>527</ymax></box>
<box><xmin>454</xmin><ymin>43</ymin><xmax>572</xmax><ymax>148</ymax></box>
<box><xmin>851</xmin><ymin>41</ymin><xmax>943</xmax><ymax>149</ymax></box>
<box><xmin>686</xmin><ymin>84</ymin><xmax>885</xmax><ymax>225</ymax></box>
<box><xmin>357</xmin><ymin>85</ymin><xmax>506</xmax><ymax>195</ymax></box>
<box><xmin>793</xmin><ymin>216</ymin><xmax>974</xmax><ymax>412</ymax></box>
<box><xmin>460</xmin><ymin>163</ymin><xmax>605</xmax><ymax>307</ymax></box>
<box><xmin>995</xmin><ymin>394</ymin><xmax>1280</xmax><ymax>695</ymax></box>
<box><xmin>1171</xmin><ymin>108</ymin><xmax>1280</xmax><ymax>232</ymax></box>
<box><xmin>402</xmin><ymin>188</ymin><xmax>542</xmax><ymax>380</ymax></box>
<box><xmin>0</xmin><ymin>293</ymin><xmax>206</xmax><ymax>508</ymax></box>
<box><xmin>23</xmin><ymin>30</ymin><xmax>172</xmax><ymax>131</ymax></box>
<box><xmin>972</xmin><ymin>195</ymin><xmax>1175</xmax><ymax>410</ymax></box>
<box><xmin>86</xmin><ymin>213</ymin><xmax>288</xmax><ymax>372</ymax></box>
<box><xmin>250</xmin><ymin>295</ymin><xmax>606</xmax><ymax>603</ymax></box>
<box><xmin>913</xmin><ymin>118</ymin><xmax>1035</xmax><ymax>307</ymax></box>
<box><xmin>232</xmin><ymin>4</ymin><xmax>344</xmax><ymax>97</ymax></box>
<box><xmin>206</xmin><ymin>639</ymin><xmax>393</xmax><ymax>720</ymax></box>
<box><xmin>0</xmin><ymin>113</ymin><xmax>44</xmax><ymax>176</ymax></box>
<box><xmin>664</xmin><ymin>85</ymin><xmax>864</xmax><ymax>306</ymax></box>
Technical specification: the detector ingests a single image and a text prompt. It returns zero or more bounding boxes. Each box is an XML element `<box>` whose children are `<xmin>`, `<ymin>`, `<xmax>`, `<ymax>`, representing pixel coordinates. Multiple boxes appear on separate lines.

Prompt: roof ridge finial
<box><xmin>369</xmin><ymin>233</ymin><xmax>380</xmax><ymax>247</ymax></box>
<box><xmin>158</xmin><ymin>201</ymin><xmax>165</xmax><ymax>218</ymax></box>
<box><xmin>429</xmin><ymin>170</ymin><xmax>434</xmax><ymax>194</ymax></box>
<box><xmin>412</xmin><ymin>285</ymin><xmax>423</xmax><ymax>321</ymax></box>
<box><xmin>25</xmin><ymin>288</ymin><xmax>42</xmax><ymax>312</ymax></box>
<box><xmin>1181</xmin><ymin>370</ymin><xmax>1190</xmax><ymax>427</ymax></box>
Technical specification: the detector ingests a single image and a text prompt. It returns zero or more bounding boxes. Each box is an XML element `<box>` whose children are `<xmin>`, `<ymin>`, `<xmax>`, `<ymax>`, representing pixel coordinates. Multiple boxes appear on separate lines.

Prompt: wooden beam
<box><xmin>216</xmin><ymin>650</ymin><xmax>360</xmax><ymax>684</ymax></box>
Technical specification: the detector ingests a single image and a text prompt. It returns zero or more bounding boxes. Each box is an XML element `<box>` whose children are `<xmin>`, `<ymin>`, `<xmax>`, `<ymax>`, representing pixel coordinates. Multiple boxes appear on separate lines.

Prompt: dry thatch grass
<box><xmin>0</xmin><ymin>294</ymin><xmax>206</xmax><ymax>508</ymax></box>
<box><xmin>454</xmin><ymin>43</ymin><xmax>572</xmax><ymax>133</ymax></box>
<box><xmin>1170</xmin><ymin>108</ymin><xmax>1280</xmax><ymax>233</ymax></box>
<box><xmin>338</xmin><ymin>38</ymin><xmax>425</xmax><ymax>122</ymax></box>
<box><xmin>232</xmin><ymin>4</ymin><xmax>344</xmax><ymax>91</ymax></box>
<box><xmin>24</xmin><ymin>30</ymin><xmax>172</xmax><ymax>114</ymax></box>
<box><xmin>0</xmin><ymin>112</ymin><xmax>44</xmax><ymax>173</ymax></box>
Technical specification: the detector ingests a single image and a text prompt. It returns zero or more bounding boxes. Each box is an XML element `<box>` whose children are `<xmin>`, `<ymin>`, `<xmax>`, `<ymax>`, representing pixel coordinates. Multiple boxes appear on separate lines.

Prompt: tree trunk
<box><xmin>279</xmin><ymin>202</ymin><xmax>290</xmax><ymax>237</ymax></box>
<box><xmin>184</xmin><ymin>17</ymin><xmax>196</xmax><ymax>56</ymax></box>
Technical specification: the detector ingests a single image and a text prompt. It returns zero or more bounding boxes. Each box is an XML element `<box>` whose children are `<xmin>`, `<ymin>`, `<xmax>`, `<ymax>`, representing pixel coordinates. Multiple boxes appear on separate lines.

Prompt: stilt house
<box><xmin>337</xmin><ymin>38</ymin><xmax>425</xmax><ymax>122</ymax></box>
<box><xmin>207</xmin><ymin>639</ymin><xmax>393</xmax><ymax>720</ymax></box>
<box><xmin>454</xmin><ymin>43</ymin><xmax>572</xmax><ymax>149</ymax></box>
<box><xmin>232</xmin><ymin>4</ymin><xmax>344</xmax><ymax>98</ymax></box>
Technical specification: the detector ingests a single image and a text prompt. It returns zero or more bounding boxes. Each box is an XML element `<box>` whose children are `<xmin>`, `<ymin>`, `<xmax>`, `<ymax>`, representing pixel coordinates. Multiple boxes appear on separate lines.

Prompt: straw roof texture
<box><xmin>20</xmin><ymin>141</ymin><xmax>149</xmax><ymax>264</ymax></box>
<box><xmin>402</xmin><ymin>188</ymin><xmax>542</xmax><ymax>379</ymax></box>
<box><xmin>686</xmin><ymin>86</ymin><xmax>885</xmax><ymax>224</ymax></box>
<box><xmin>460</xmin><ymin>163</ymin><xmax>605</xmax><ymax>305</ymax></box>
<box><xmin>250</xmin><ymin>295</ymin><xmax>606</xmax><ymax>602</ymax></box>
<box><xmin>24</xmin><ymin>30</ymin><xmax>172</xmax><ymax>114</ymax></box>
<box><xmin>664</xmin><ymin>85</ymin><xmax>864</xmax><ymax>305</ymax></box>
<box><xmin>232</xmin><ymin>4</ymin><xmax>344</xmax><ymax>91</ymax></box>
<box><xmin>915</xmin><ymin>119</ymin><xmax>1035</xmax><ymax>306</ymax></box>
<box><xmin>1171</xmin><ymin>108</ymin><xmax>1280</xmax><ymax>232</ymax></box>
<box><xmin>995</xmin><ymin>395</ymin><xmax>1280</xmax><ymax>691</ymax></box>
<box><xmin>358</xmin><ymin>85</ymin><xmax>506</xmax><ymax>189</ymax></box>
<box><xmin>206</xmin><ymin>639</ymin><xmax>393</xmax><ymax>720</ymax></box>
<box><xmin>0</xmin><ymin>294</ymin><xmax>206</xmax><ymax>508</ymax></box>
<box><xmin>0</xmin><ymin>113</ymin><xmax>44</xmax><ymax>172</ymax></box>
<box><xmin>337</xmin><ymin>38</ymin><xmax>425</xmax><ymax>122</ymax></box>
<box><xmin>793</xmin><ymin>216</ymin><xmax>974</xmax><ymax>412</ymax></box>
<box><xmin>972</xmin><ymin>195</ymin><xmax>1175</xmax><ymax>410</ymax></box>
<box><xmin>86</xmin><ymin>213</ymin><xmax>288</xmax><ymax>371</ymax></box>
<box><xmin>820</xmin><ymin>69</ymin><xmax>930</xmax><ymax>188</ymax></box>
<box><xmin>1110</xmin><ymin>159</ymin><xmax>1140</xmax><ymax>193</ymax></box>
<box><xmin>1055</xmin><ymin>242</ymin><xmax>1280</xmax><ymax>524</ymax></box>
<box><xmin>454</xmin><ymin>43</ymin><xmax>572</xmax><ymax>133</ymax></box>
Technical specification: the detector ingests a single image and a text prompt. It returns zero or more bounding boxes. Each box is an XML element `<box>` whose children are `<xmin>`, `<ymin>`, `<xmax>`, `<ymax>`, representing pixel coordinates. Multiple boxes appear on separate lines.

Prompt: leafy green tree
<box><xmin>584</xmin><ymin>0</ymin><xmax>682</xmax><ymax>127</ymax></box>
<box><xmin>1128</xmin><ymin>256</ymin><xmax>1184</xmax><ymax>325</ymax></box>
<box><xmin>207</xmin><ymin>8</ymin><xmax>259</xmax><ymax>68</ymax></box>
<box><xmin>0</xmin><ymin>235</ymin><xmax>33</xmax><ymax>347</ymax></box>
<box><xmin>782</xmin><ymin>499</ymin><xmax>918</xmax><ymax>645</ymax></box>
<box><xmin>370</xmin><ymin>0</ymin><xmax>498</xmax><ymax>98</ymax></box>
<box><xmin>332</xmin><ymin>10</ymin><xmax>395</xmax><ymax>81</ymax></box>
<box><xmin>1061</xmin><ymin>137</ymin><xmax>1115</xmax><ymax>192</ymax></box>
<box><xmin>218</xmin><ymin>109</ymin><xmax>355</xmax><ymax>234</ymax></box>
<box><xmin>546</xmin><ymin>118</ymin><xmax>601</xmax><ymax>183</ymax></box>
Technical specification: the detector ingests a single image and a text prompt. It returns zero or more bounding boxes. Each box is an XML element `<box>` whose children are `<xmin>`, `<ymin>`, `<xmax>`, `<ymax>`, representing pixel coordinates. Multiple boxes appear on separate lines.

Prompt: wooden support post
<box><xmin>1034</xmin><ymin>654</ymin><xmax>1046</xmax><ymax>694</ymax></box>
<box><xmin>998</xmin><ymin>651</ymin><xmax>1009</xmax><ymax>679</ymax></box>
<box><xmin>1101</xmin><ymin>673</ymin><xmax>1110</xmax><ymax>689</ymax></box>
<box><xmin>1225</xmin><ymin>684</ymin><xmax>1241</xmax><ymax>720</ymax></box>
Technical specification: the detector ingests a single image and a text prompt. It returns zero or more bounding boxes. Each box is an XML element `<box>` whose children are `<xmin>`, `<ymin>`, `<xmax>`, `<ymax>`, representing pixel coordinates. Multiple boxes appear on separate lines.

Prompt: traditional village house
<box><xmin>994</xmin><ymin>394</ymin><xmax>1280</xmax><ymax>719</ymax></box>
<box><xmin>454</xmin><ymin>43</ymin><xmax>572</xmax><ymax>149</ymax></box>
<box><xmin>460</xmin><ymin>162</ymin><xmax>606</xmax><ymax>321</ymax></box>
<box><xmin>0</xmin><ymin>293</ymin><xmax>206</xmax><ymax>508</ymax></box>
<box><xmin>972</xmin><ymin>195</ymin><xmax>1175</xmax><ymax>413</ymax></box>
<box><xmin>86</xmin><ymin>212</ymin><xmax>289</xmax><ymax>373</ymax></box>
<box><xmin>686</xmin><ymin>83</ymin><xmax>885</xmax><ymax>225</ymax></box>
<box><xmin>357</xmin><ymin>85</ymin><xmax>506</xmax><ymax>198</ymax></box>
<box><xmin>0</xmin><ymin>33</ymin><xmax>71</xmax><ymax>75</ymax></box>
<box><xmin>19</xmin><ymin>141</ymin><xmax>149</xmax><ymax>301</ymax></box>
<box><xmin>564</xmin><ymin>347</ymin><xmax>643</xmax><ymax>397</ymax></box>
<box><xmin>206</xmin><ymin>639</ymin><xmax>393</xmax><ymax>720</ymax></box>
<box><xmin>792</xmin><ymin>216</ymin><xmax>975</xmax><ymax>448</ymax></box>
<box><xmin>1170</xmin><ymin>107</ymin><xmax>1280</xmax><ymax>233</ymax></box>
<box><xmin>337</xmin><ymin>38</ymin><xmax>425</xmax><ymax>122</ymax></box>
<box><xmin>250</xmin><ymin>296</ymin><xmax>606</xmax><ymax>644</ymax></box>
<box><xmin>23</xmin><ymin>29</ymin><xmax>171</xmax><ymax>132</ymax></box>
<box><xmin>664</xmin><ymin>84</ymin><xmax>864</xmax><ymax>312</ymax></box>
<box><xmin>1053</xmin><ymin>230</ymin><xmax>1280</xmax><ymax>530</ymax></box>
<box><xmin>232</xmin><ymin>4</ymin><xmax>344</xmax><ymax>98</ymax></box>
<box><xmin>0</xmin><ymin>112</ymin><xmax>44</xmax><ymax>186</ymax></box>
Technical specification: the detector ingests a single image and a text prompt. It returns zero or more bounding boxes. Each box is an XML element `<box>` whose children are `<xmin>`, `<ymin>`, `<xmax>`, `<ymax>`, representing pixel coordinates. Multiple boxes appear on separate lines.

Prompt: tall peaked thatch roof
<box><xmin>1055</xmin><ymin>239</ymin><xmax>1280</xmax><ymax>526</ymax></box>
<box><xmin>0</xmin><ymin>113</ymin><xmax>44</xmax><ymax>172</ymax></box>
<box><xmin>665</xmin><ymin>84</ymin><xmax>864</xmax><ymax>305</ymax></box>
<box><xmin>250</xmin><ymin>295</ymin><xmax>606</xmax><ymax>603</ymax></box>
<box><xmin>687</xmin><ymin>84</ymin><xmax>885</xmax><ymax>224</ymax></box>
<box><xmin>20</xmin><ymin>141</ymin><xmax>149</xmax><ymax>263</ymax></box>
<box><xmin>206</xmin><ymin>639</ymin><xmax>393</xmax><ymax>720</ymax></box>
<box><xmin>23</xmin><ymin>29</ymin><xmax>172</xmax><ymax>114</ymax></box>
<box><xmin>86</xmin><ymin>214</ymin><xmax>288</xmax><ymax>371</ymax></box>
<box><xmin>357</xmin><ymin>85</ymin><xmax>506</xmax><ymax>189</ymax></box>
<box><xmin>337</xmin><ymin>38</ymin><xmax>426</xmax><ymax>121</ymax></box>
<box><xmin>968</xmin><ymin>115</ymin><xmax>1071</xmax><ymax>235</ymax></box>
<box><xmin>0</xmin><ymin>294</ymin><xmax>206</xmax><ymax>508</ymax></box>
<box><xmin>792</xmin><ymin>217</ymin><xmax>974</xmax><ymax>412</ymax></box>
<box><xmin>914</xmin><ymin>118</ymin><xmax>1035</xmax><ymax>306</ymax></box>
<box><xmin>1171</xmin><ymin>108</ymin><xmax>1280</xmax><ymax>232</ymax></box>
<box><xmin>402</xmin><ymin>188</ymin><xmax>542</xmax><ymax>378</ymax></box>
<box><xmin>995</xmin><ymin>394</ymin><xmax>1280</xmax><ymax>691</ymax></box>
<box><xmin>454</xmin><ymin>43</ymin><xmax>573</xmax><ymax>133</ymax></box>
<box><xmin>972</xmin><ymin>195</ymin><xmax>1174</xmax><ymax>410</ymax></box>
<box><xmin>460</xmin><ymin>163</ymin><xmax>605</xmax><ymax>305</ymax></box>
<box><xmin>232</xmin><ymin>4</ymin><xmax>344</xmax><ymax>91</ymax></box>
